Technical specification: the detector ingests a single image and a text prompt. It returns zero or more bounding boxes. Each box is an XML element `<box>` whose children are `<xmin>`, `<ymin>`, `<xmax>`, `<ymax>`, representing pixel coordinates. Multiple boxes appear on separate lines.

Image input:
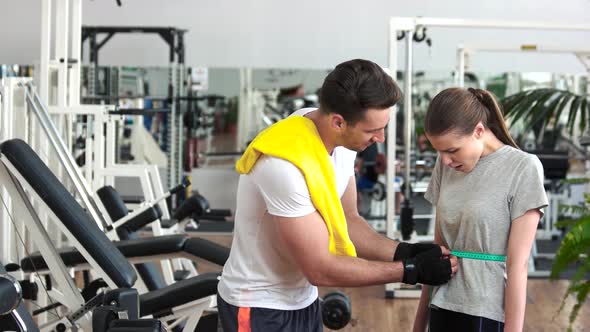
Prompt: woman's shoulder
<box><xmin>503</xmin><ymin>146</ymin><xmax>539</xmax><ymax>161</ymax></box>
<box><xmin>502</xmin><ymin>146</ymin><xmax>544</xmax><ymax>172</ymax></box>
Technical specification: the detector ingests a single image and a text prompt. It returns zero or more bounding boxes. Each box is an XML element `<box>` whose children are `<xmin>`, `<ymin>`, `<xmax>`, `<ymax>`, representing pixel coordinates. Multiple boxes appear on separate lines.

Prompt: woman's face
<box><xmin>426</xmin><ymin>126</ymin><xmax>484</xmax><ymax>173</ymax></box>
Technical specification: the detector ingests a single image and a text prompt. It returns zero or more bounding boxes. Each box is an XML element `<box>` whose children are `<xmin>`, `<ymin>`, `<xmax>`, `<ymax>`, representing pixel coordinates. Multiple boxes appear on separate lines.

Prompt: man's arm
<box><xmin>341</xmin><ymin>176</ymin><xmax>399</xmax><ymax>261</ymax></box>
<box><xmin>276</xmin><ymin>210</ymin><xmax>403</xmax><ymax>287</ymax></box>
<box><xmin>276</xmin><ymin>209</ymin><xmax>455</xmax><ymax>287</ymax></box>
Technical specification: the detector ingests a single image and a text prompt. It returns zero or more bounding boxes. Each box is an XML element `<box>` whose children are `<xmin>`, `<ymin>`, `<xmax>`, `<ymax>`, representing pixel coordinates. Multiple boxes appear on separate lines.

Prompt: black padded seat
<box><xmin>139</xmin><ymin>272</ymin><xmax>220</xmax><ymax>316</ymax></box>
<box><xmin>21</xmin><ymin>246</ymin><xmax>81</xmax><ymax>272</ymax></box>
<box><xmin>115</xmin><ymin>235</ymin><xmax>188</xmax><ymax>257</ymax></box>
<box><xmin>186</xmin><ymin>221</ymin><xmax>235</xmax><ymax>233</ymax></box>
<box><xmin>98</xmin><ymin>185</ymin><xmax>170</xmax><ymax>291</ymax></box>
<box><xmin>20</xmin><ymin>235</ymin><xmax>229</xmax><ymax>272</ymax></box>
<box><xmin>159</xmin><ymin>218</ymin><xmax>178</xmax><ymax>229</ymax></box>
<box><xmin>172</xmin><ymin>194</ymin><xmax>209</xmax><ymax>221</ymax></box>
<box><xmin>0</xmin><ymin>139</ymin><xmax>136</xmax><ymax>288</ymax></box>
<box><xmin>183</xmin><ymin>238</ymin><xmax>229</xmax><ymax>266</ymax></box>
<box><xmin>97</xmin><ymin>185</ymin><xmax>163</xmax><ymax>233</ymax></box>
<box><xmin>20</xmin><ymin>235</ymin><xmax>189</xmax><ymax>272</ymax></box>
<box><xmin>121</xmin><ymin>195</ymin><xmax>144</xmax><ymax>204</ymax></box>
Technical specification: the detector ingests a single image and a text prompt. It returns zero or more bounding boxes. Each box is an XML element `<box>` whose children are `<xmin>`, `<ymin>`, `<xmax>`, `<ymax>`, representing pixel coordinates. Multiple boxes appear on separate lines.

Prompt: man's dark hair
<box><xmin>319</xmin><ymin>59</ymin><xmax>401</xmax><ymax>125</ymax></box>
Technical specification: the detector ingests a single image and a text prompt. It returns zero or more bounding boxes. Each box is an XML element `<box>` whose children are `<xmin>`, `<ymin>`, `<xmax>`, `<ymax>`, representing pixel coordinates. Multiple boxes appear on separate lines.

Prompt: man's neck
<box><xmin>305</xmin><ymin>109</ymin><xmax>337</xmax><ymax>154</ymax></box>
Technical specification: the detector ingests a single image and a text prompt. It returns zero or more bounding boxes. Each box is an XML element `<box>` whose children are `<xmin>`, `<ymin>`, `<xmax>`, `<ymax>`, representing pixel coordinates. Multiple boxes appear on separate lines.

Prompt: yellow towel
<box><xmin>236</xmin><ymin>115</ymin><xmax>357</xmax><ymax>257</ymax></box>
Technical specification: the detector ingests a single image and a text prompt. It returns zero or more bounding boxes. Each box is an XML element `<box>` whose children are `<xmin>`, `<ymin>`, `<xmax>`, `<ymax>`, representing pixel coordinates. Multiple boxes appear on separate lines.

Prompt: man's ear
<box><xmin>331</xmin><ymin>114</ymin><xmax>345</xmax><ymax>130</ymax></box>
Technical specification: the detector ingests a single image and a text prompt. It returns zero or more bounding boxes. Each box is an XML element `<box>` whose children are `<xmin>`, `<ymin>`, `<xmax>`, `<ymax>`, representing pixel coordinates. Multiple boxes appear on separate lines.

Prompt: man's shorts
<box><xmin>217</xmin><ymin>294</ymin><xmax>322</xmax><ymax>332</ymax></box>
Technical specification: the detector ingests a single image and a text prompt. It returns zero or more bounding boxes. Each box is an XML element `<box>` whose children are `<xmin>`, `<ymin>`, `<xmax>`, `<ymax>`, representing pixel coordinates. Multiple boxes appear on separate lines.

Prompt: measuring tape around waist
<box><xmin>429</xmin><ymin>250</ymin><xmax>507</xmax><ymax>305</ymax></box>
<box><xmin>451</xmin><ymin>250</ymin><xmax>506</xmax><ymax>262</ymax></box>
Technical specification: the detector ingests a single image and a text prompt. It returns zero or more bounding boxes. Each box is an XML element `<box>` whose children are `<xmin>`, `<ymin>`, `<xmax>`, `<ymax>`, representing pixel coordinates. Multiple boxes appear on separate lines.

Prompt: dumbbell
<box><xmin>0</xmin><ymin>273</ymin><xmax>22</xmax><ymax>315</ymax></box>
<box><xmin>370</xmin><ymin>181</ymin><xmax>386</xmax><ymax>201</ymax></box>
<box><xmin>321</xmin><ymin>291</ymin><xmax>351</xmax><ymax>330</ymax></box>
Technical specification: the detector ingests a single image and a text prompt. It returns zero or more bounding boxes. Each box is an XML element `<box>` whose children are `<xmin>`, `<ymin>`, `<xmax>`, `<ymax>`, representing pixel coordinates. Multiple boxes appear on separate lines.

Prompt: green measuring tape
<box><xmin>451</xmin><ymin>250</ymin><xmax>506</xmax><ymax>262</ymax></box>
<box><xmin>429</xmin><ymin>250</ymin><xmax>506</xmax><ymax>305</ymax></box>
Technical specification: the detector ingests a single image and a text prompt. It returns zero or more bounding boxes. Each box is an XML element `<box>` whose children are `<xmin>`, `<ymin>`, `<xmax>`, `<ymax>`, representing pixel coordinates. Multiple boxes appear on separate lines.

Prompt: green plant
<box><xmin>502</xmin><ymin>89</ymin><xmax>590</xmax><ymax>138</ymax></box>
<box><xmin>550</xmin><ymin>178</ymin><xmax>590</xmax><ymax>332</ymax></box>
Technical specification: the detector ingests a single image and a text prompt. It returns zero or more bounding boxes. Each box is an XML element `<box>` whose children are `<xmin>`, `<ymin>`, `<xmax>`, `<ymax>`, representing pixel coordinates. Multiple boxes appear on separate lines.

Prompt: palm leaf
<box><xmin>550</xmin><ymin>215</ymin><xmax>590</xmax><ymax>278</ymax></box>
<box><xmin>525</xmin><ymin>92</ymin><xmax>563</xmax><ymax>134</ymax></box>
<box><xmin>558</xmin><ymin>205</ymin><xmax>590</xmax><ymax>217</ymax></box>
<box><xmin>551</xmin><ymin>213</ymin><xmax>590</xmax><ymax>330</ymax></box>
<box><xmin>502</xmin><ymin>90</ymin><xmax>531</xmax><ymax>113</ymax></box>
<box><xmin>553</xmin><ymin>93</ymin><xmax>575</xmax><ymax>134</ymax></box>
<box><xmin>504</xmin><ymin>89</ymin><xmax>553</xmax><ymax>125</ymax></box>
<box><xmin>567</xmin><ymin>96</ymin><xmax>584</xmax><ymax>135</ymax></box>
<box><xmin>502</xmin><ymin>89</ymin><xmax>590</xmax><ymax>137</ymax></box>
<box><xmin>580</xmin><ymin>97</ymin><xmax>588</xmax><ymax>133</ymax></box>
<box><xmin>561</xmin><ymin>178</ymin><xmax>590</xmax><ymax>186</ymax></box>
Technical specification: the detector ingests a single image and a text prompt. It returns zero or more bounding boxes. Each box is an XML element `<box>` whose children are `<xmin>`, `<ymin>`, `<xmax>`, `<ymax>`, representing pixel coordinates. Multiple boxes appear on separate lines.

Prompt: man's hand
<box><xmin>393</xmin><ymin>242</ymin><xmax>440</xmax><ymax>261</ymax></box>
<box><xmin>402</xmin><ymin>247</ymin><xmax>457</xmax><ymax>286</ymax></box>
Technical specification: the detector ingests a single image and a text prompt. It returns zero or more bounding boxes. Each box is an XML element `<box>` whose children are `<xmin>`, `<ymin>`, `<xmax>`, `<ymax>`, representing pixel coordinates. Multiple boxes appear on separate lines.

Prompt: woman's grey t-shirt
<box><xmin>425</xmin><ymin>145</ymin><xmax>548</xmax><ymax>322</ymax></box>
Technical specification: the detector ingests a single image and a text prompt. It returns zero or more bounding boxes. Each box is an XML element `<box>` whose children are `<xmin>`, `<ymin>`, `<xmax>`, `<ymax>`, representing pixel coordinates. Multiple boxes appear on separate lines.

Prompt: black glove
<box><xmin>402</xmin><ymin>247</ymin><xmax>452</xmax><ymax>286</ymax></box>
<box><xmin>393</xmin><ymin>242</ymin><xmax>440</xmax><ymax>261</ymax></box>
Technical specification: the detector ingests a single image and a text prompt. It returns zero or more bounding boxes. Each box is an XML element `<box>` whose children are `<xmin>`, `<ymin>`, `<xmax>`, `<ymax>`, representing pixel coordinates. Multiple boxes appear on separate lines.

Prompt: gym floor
<box><xmin>196</xmin><ymin>234</ymin><xmax>590</xmax><ymax>332</ymax></box>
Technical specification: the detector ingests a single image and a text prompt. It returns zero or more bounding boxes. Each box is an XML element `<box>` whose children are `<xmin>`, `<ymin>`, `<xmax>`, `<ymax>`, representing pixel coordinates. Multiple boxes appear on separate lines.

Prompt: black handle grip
<box><xmin>169</xmin><ymin>179</ymin><xmax>191</xmax><ymax>196</ymax></box>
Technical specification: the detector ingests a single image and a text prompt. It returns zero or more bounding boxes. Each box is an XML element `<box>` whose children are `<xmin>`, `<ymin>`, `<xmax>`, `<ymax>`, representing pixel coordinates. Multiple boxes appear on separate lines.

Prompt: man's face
<box><xmin>340</xmin><ymin>108</ymin><xmax>390</xmax><ymax>152</ymax></box>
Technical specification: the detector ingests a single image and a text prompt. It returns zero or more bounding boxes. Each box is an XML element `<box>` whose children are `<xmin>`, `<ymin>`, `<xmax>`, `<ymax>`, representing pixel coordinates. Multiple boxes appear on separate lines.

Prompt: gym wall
<box><xmin>1</xmin><ymin>0</ymin><xmax>589</xmax><ymax>73</ymax></box>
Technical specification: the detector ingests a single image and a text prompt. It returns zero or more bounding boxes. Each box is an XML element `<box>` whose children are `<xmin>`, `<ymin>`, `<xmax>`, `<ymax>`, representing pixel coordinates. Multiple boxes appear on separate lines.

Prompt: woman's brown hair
<box><xmin>424</xmin><ymin>87</ymin><xmax>518</xmax><ymax>148</ymax></box>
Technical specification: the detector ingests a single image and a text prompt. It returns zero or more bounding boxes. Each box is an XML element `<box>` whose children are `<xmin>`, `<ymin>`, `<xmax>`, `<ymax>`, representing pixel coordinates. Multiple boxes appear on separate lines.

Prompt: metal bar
<box><xmin>55</xmin><ymin>0</ymin><xmax>69</xmax><ymax>108</ymax></box>
<box><xmin>386</xmin><ymin>19</ymin><xmax>399</xmax><ymax>242</ymax></box>
<box><xmin>70</xmin><ymin>0</ymin><xmax>82</xmax><ymax>107</ymax></box>
<box><xmin>464</xmin><ymin>44</ymin><xmax>590</xmax><ymax>54</ymax></box>
<box><xmin>48</xmin><ymin>105</ymin><xmax>112</xmax><ymax>115</ymax></box>
<box><xmin>92</xmin><ymin>112</ymin><xmax>106</xmax><ymax>190</ymax></box>
<box><xmin>410</xmin><ymin>17</ymin><xmax>590</xmax><ymax>31</ymax></box>
<box><xmin>176</xmin><ymin>63</ymin><xmax>184</xmax><ymax>187</ymax></box>
<box><xmin>96</xmin><ymin>33</ymin><xmax>115</xmax><ymax>51</ymax></box>
<box><xmin>0</xmin><ymin>83</ymin><xmax>13</xmax><ymax>264</ymax></box>
<box><xmin>0</xmin><ymin>160</ymin><xmax>85</xmax><ymax>310</ymax></box>
<box><xmin>39</xmin><ymin>0</ymin><xmax>51</xmax><ymax>102</ymax></box>
<box><xmin>25</xmin><ymin>87</ymin><xmax>108</xmax><ymax>229</ymax></box>
<box><xmin>149</xmin><ymin>165</ymin><xmax>171</xmax><ymax>219</ymax></box>
<box><xmin>90</xmin><ymin>33</ymin><xmax>98</xmax><ymax>96</ymax></box>
<box><xmin>82</xmin><ymin>26</ymin><xmax>186</xmax><ymax>34</ymax></box>
<box><xmin>108</xmin><ymin>191</ymin><xmax>173</xmax><ymax>231</ymax></box>
<box><xmin>403</xmin><ymin>31</ymin><xmax>413</xmax><ymax>199</ymax></box>
<box><xmin>457</xmin><ymin>45</ymin><xmax>466</xmax><ymax>87</ymax></box>
<box><xmin>105</xmin><ymin>116</ymin><xmax>116</xmax><ymax>168</ymax></box>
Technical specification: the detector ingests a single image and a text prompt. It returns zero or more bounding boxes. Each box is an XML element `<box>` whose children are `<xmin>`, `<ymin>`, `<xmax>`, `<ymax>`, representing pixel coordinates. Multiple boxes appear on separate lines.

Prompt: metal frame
<box><xmin>24</xmin><ymin>83</ymin><xmax>109</xmax><ymax>230</ymax></box>
<box><xmin>0</xmin><ymin>158</ymin><xmax>92</xmax><ymax>331</ymax></box>
<box><xmin>0</xmin><ymin>2</ymin><xmax>213</xmax><ymax>329</ymax></box>
<box><xmin>0</xmin><ymin>154</ymin><xmax>216</xmax><ymax>331</ymax></box>
<box><xmin>18</xmin><ymin>80</ymin><xmax>194</xmax><ymax>288</ymax></box>
<box><xmin>387</xmin><ymin>16</ymin><xmax>590</xmax><ymax>298</ymax></box>
<box><xmin>37</xmin><ymin>1</ymin><xmax>184</xmax><ymax>221</ymax></box>
<box><xmin>237</xmin><ymin>68</ymin><xmax>254</xmax><ymax>150</ymax></box>
<box><xmin>456</xmin><ymin>44</ymin><xmax>590</xmax><ymax>88</ymax></box>
<box><xmin>81</xmin><ymin>26</ymin><xmax>187</xmax><ymax>190</ymax></box>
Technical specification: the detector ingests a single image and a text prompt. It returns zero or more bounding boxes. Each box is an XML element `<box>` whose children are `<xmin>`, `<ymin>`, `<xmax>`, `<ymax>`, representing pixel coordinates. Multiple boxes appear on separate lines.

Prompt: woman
<box><xmin>413</xmin><ymin>88</ymin><xmax>548</xmax><ymax>332</ymax></box>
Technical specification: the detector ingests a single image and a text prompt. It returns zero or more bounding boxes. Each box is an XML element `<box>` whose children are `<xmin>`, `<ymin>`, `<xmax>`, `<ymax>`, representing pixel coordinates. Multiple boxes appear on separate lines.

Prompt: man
<box><xmin>218</xmin><ymin>59</ymin><xmax>457</xmax><ymax>331</ymax></box>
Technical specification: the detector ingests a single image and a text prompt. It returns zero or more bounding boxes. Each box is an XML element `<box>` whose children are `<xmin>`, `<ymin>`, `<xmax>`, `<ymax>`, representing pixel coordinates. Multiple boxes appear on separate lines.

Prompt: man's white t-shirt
<box><xmin>217</xmin><ymin>108</ymin><xmax>358</xmax><ymax>310</ymax></box>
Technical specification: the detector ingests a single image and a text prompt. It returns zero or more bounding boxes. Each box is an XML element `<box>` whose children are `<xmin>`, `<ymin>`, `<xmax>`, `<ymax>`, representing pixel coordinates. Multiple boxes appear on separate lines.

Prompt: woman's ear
<box><xmin>473</xmin><ymin>122</ymin><xmax>485</xmax><ymax>139</ymax></box>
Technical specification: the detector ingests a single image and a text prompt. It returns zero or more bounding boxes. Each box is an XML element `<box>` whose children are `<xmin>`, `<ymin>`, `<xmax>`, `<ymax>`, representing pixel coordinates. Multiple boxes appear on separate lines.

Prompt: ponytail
<box><xmin>467</xmin><ymin>88</ymin><xmax>519</xmax><ymax>149</ymax></box>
